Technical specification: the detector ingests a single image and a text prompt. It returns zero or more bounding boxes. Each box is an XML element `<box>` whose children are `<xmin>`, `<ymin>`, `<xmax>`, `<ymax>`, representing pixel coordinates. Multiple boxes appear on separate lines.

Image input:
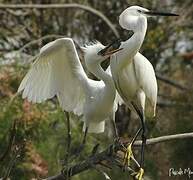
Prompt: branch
<box><xmin>45</xmin><ymin>132</ymin><xmax>193</xmax><ymax>180</ymax></box>
<box><xmin>0</xmin><ymin>119</ymin><xmax>17</xmax><ymax>162</ymax></box>
<box><xmin>134</xmin><ymin>132</ymin><xmax>193</xmax><ymax>146</ymax></box>
<box><xmin>18</xmin><ymin>34</ymin><xmax>65</xmax><ymax>53</ymax></box>
<box><xmin>0</xmin><ymin>3</ymin><xmax>120</xmax><ymax>38</ymax></box>
<box><xmin>0</xmin><ymin>4</ymin><xmax>189</xmax><ymax>92</ymax></box>
<box><xmin>157</xmin><ymin>98</ymin><xmax>193</xmax><ymax>108</ymax></box>
<box><xmin>156</xmin><ymin>73</ymin><xmax>189</xmax><ymax>91</ymax></box>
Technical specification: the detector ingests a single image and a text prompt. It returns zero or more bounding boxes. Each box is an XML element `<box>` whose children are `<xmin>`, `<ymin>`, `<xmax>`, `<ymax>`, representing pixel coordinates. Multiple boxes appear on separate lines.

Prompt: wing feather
<box><xmin>18</xmin><ymin>38</ymin><xmax>88</xmax><ymax>115</ymax></box>
<box><xmin>134</xmin><ymin>52</ymin><xmax>158</xmax><ymax>116</ymax></box>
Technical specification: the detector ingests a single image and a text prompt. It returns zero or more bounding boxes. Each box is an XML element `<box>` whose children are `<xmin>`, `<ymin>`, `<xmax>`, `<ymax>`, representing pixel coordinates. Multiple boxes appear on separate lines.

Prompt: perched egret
<box><xmin>18</xmin><ymin>38</ymin><xmax>123</xmax><ymax>144</ymax></box>
<box><xmin>100</xmin><ymin>6</ymin><xmax>178</xmax><ymax>179</ymax></box>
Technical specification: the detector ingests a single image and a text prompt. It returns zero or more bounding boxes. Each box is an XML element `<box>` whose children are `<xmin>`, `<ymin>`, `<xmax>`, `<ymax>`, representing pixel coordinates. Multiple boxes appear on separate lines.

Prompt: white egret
<box><xmin>17</xmin><ymin>38</ymin><xmax>123</xmax><ymax>145</ymax></box>
<box><xmin>100</xmin><ymin>6</ymin><xmax>178</xmax><ymax>179</ymax></box>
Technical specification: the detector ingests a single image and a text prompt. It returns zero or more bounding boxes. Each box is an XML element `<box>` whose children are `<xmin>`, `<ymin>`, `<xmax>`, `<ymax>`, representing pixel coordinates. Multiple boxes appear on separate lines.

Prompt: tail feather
<box><xmin>83</xmin><ymin>121</ymin><xmax>105</xmax><ymax>134</ymax></box>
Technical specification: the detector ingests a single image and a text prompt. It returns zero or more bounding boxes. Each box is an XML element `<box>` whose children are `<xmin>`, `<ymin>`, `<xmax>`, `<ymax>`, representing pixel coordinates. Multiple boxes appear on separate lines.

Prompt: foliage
<box><xmin>0</xmin><ymin>0</ymin><xmax>193</xmax><ymax>179</ymax></box>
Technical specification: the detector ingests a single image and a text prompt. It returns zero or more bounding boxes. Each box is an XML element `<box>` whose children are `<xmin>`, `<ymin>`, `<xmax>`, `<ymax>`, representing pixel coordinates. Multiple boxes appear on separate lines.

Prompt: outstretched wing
<box><xmin>18</xmin><ymin>38</ymin><xmax>88</xmax><ymax>115</ymax></box>
<box><xmin>133</xmin><ymin>52</ymin><xmax>158</xmax><ymax>116</ymax></box>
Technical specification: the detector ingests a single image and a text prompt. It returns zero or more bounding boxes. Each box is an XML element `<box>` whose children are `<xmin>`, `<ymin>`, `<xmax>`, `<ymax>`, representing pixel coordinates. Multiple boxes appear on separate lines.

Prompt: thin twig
<box><xmin>134</xmin><ymin>132</ymin><xmax>193</xmax><ymax>146</ymax></box>
<box><xmin>0</xmin><ymin>119</ymin><xmax>17</xmax><ymax>162</ymax></box>
<box><xmin>0</xmin><ymin>3</ymin><xmax>120</xmax><ymax>38</ymax></box>
<box><xmin>18</xmin><ymin>34</ymin><xmax>65</xmax><ymax>53</ymax></box>
<box><xmin>45</xmin><ymin>132</ymin><xmax>193</xmax><ymax>180</ymax></box>
<box><xmin>3</xmin><ymin>142</ymin><xmax>25</xmax><ymax>179</ymax></box>
<box><xmin>156</xmin><ymin>73</ymin><xmax>189</xmax><ymax>91</ymax></box>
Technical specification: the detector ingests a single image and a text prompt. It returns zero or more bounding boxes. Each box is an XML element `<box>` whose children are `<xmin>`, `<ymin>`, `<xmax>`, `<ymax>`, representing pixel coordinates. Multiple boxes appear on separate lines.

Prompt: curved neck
<box><xmin>112</xmin><ymin>16</ymin><xmax>147</xmax><ymax>70</ymax></box>
<box><xmin>89</xmin><ymin>63</ymin><xmax>114</xmax><ymax>88</ymax></box>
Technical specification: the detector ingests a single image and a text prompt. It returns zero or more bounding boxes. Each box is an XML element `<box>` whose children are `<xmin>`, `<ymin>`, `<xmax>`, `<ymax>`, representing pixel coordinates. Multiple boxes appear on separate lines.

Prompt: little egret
<box><xmin>100</xmin><ymin>6</ymin><xmax>178</xmax><ymax>179</ymax></box>
<box><xmin>18</xmin><ymin>38</ymin><xmax>123</xmax><ymax>145</ymax></box>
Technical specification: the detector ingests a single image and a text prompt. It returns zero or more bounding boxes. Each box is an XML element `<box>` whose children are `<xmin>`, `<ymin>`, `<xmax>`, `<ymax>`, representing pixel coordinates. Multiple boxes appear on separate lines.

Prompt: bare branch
<box><xmin>0</xmin><ymin>119</ymin><xmax>17</xmax><ymax>162</ymax></box>
<box><xmin>45</xmin><ymin>132</ymin><xmax>193</xmax><ymax>180</ymax></box>
<box><xmin>134</xmin><ymin>132</ymin><xmax>193</xmax><ymax>146</ymax></box>
<box><xmin>0</xmin><ymin>3</ymin><xmax>120</xmax><ymax>38</ymax></box>
<box><xmin>156</xmin><ymin>73</ymin><xmax>189</xmax><ymax>91</ymax></box>
<box><xmin>18</xmin><ymin>34</ymin><xmax>65</xmax><ymax>53</ymax></box>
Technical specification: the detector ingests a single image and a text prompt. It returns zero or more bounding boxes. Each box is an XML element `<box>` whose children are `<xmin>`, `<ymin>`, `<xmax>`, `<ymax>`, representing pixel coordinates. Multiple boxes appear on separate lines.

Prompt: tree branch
<box><xmin>0</xmin><ymin>4</ymin><xmax>189</xmax><ymax>92</ymax></box>
<box><xmin>18</xmin><ymin>34</ymin><xmax>65</xmax><ymax>53</ymax></box>
<box><xmin>156</xmin><ymin>73</ymin><xmax>189</xmax><ymax>91</ymax></box>
<box><xmin>0</xmin><ymin>3</ymin><xmax>120</xmax><ymax>38</ymax></box>
<box><xmin>0</xmin><ymin>118</ymin><xmax>17</xmax><ymax>162</ymax></box>
<box><xmin>45</xmin><ymin>132</ymin><xmax>193</xmax><ymax>180</ymax></box>
<box><xmin>134</xmin><ymin>132</ymin><xmax>193</xmax><ymax>146</ymax></box>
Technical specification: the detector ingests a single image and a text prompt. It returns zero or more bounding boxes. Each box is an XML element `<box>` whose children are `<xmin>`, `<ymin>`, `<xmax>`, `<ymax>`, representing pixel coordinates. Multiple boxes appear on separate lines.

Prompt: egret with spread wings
<box><xmin>18</xmin><ymin>38</ymin><xmax>122</xmax><ymax>144</ymax></box>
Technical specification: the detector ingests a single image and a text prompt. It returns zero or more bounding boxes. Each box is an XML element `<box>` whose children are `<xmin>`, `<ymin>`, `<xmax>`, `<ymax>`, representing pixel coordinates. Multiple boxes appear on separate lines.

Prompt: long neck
<box><xmin>90</xmin><ymin>63</ymin><xmax>114</xmax><ymax>88</ymax></box>
<box><xmin>112</xmin><ymin>16</ymin><xmax>147</xmax><ymax>70</ymax></box>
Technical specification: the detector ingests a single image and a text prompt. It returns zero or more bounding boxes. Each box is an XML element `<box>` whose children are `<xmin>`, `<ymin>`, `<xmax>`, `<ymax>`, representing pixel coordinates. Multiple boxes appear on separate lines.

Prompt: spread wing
<box><xmin>18</xmin><ymin>38</ymin><xmax>88</xmax><ymax>115</ymax></box>
<box><xmin>134</xmin><ymin>52</ymin><xmax>158</xmax><ymax>116</ymax></box>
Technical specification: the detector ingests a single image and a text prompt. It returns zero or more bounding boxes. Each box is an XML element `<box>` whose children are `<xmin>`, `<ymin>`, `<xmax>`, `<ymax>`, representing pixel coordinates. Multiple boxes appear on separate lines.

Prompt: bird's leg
<box><xmin>135</xmin><ymin>112</ymin><xmax>146</xmax><ymax>180</ymax></box>
<box><xmin>61</xmin><ymin>111</ymin><xmax>71</xmax><ymax>179</ymax></box>
<box><xmin>140</xmin><ymin>112</ymin><xmax>147</xmax><ymax>166</ymax></box>
<box><xmin>123</xmin><ymin>127</ymin><xmax>142</xmax><ymax>167</ymax></box>
<box><xmin>107</xmin><ymin>118</ymin><xmax>125</xmax><ymax>157</ymax></box>
<box><xmin>129</xmin><ymin>102</ymin><xmax>146</xmax><ymax>180</ymax></box>
<box><xmin>111</xmin><ymin>119</ymin><xmax>119</xmax><ymax>140</ymax></box>
<box><xmin>61</xmin><ymin>111</ymin><xmax>71</xmax><ymax>164</ymax></box>
<box><xmin>73</xmin><ymin>126</ymin><xmax>88</xmax><ymax>157</ymax></box>
<box><xmin>65</xmin><ymin>111</ymin><xmax>71</xmax><ymax>160</ymax></box>
<box><xmin>82</xmin><ymin>126</ymin><xmax>88</xmax><ymax>145</ymax></box>
<box><xmin>135</xmin><ymin>168</ymin><xmax>144</xmax><ymax>180</ymax></box>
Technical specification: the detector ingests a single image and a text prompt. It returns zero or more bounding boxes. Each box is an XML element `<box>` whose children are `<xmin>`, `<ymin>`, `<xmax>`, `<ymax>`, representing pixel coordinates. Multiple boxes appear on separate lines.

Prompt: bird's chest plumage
<box><xmin>84</xmin><ymin>84</ymin><xmax>115</xmax><ymax>123</ymax></box>
<box><xmin>113</xmin><ymin>60</ymin><xmax>139</xmax><ymax>102</ymax></box>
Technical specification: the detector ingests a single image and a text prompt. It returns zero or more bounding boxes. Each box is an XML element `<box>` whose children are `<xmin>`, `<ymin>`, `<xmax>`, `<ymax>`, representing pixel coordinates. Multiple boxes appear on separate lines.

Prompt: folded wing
<box><xmin>18</xmin><ymin>38</ymin><xmax>88</xmax><ymax>115</ymax></box>
<box><xmin>133</xmin><ymin>52</ymin><xmax>158</xmax><ymax>116</ymax></box>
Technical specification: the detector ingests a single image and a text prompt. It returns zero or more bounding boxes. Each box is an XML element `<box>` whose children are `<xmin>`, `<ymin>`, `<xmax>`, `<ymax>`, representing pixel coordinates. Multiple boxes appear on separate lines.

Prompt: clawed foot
<box><xmin>123</xmin><ymin>143</ymin><xmax>134</xmax><ymax>166</ymax></box>
<box><xmin>90</xmin><ymin>143</ymin><xmax>100</xmax><ymax>156</ymax></box>
<box><xmin>73</xmin><ymin>143</ymin><xmax>85</xmax><ymax>157</ymax></box>
<box><xmin>131</xmin><ymin>168</ymin><xmax>144</xmax><ymax>180</ymax></box>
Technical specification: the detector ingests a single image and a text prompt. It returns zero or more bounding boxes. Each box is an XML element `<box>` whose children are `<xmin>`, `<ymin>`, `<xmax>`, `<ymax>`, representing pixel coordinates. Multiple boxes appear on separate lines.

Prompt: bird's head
<box><xmin>83</xmin><ymin>41</ymin><xmax>122</xmax><ymax>66</ymax></box>
<box><xmin>119</xmin><ymin>5</ymin><xmax>178</xmax><ymax>31</ymax></box>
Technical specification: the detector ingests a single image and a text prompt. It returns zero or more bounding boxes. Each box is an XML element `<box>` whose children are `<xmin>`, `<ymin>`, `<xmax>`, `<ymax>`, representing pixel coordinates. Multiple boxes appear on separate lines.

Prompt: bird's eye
<box><xmin>137</xmin><ymin>10</ymin><xmax>142</xmax><ymax>13</ymax></box>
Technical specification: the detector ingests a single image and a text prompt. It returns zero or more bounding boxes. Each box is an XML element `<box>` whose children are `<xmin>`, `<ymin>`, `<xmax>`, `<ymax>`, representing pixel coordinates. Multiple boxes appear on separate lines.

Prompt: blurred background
<box><xmin>0</xmin><ymin>0</ymin><xmax>193</xmax><ymax>179</ymax></box>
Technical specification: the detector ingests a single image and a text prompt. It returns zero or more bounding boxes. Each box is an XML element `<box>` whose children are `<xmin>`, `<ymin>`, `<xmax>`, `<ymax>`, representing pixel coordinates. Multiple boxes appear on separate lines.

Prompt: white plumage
<box><xmin>111</xmin><ymin>52</ymin><xmax>157</xmax><ymax>117</ymax></box>
<box><xmin>104</xmin><ymin>6</ymin><xmax>177</xmax><ymax>176</ymax></box>
<box><xmin>18</xmin><ymin>38</ymin><xmax>122</xmax><ymax>133</ymax></box>
<box><xmin>18</xmin><ymin>38</ymin><xmax>86</xmax><ymax>115</ymax></box>
<box><xmin>110</xmin><ymin>6</ymin><xmax>158</xmax><ymax>119</ymax></box>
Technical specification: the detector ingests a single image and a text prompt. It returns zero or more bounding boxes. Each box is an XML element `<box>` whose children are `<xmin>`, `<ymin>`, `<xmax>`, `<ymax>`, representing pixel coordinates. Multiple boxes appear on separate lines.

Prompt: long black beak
<box><xmin>101</xmin><ymin>47</ymin><xmax>123</xmax><ymax>56</ymax></box>
<box><xmin>98</xmin><ymin>39</ymin><xmax>123</xmax><ymax>56</ymax></box>
<box><xmin>144</xmin><ymin>11</ymin><xmax>179</xmax><ymax>16</ymax></box>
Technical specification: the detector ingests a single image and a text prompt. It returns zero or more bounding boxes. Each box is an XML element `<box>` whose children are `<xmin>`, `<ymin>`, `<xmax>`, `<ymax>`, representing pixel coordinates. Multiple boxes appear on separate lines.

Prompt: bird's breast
<box><xmin>84</xmin><ymin>86</ymin><xmax>115</xmax><ymax>123</ymax></box>
<box><xmin>113</xmin><ymin>61</ymin><xmax>139</xmax><ymax>102</ymax></box>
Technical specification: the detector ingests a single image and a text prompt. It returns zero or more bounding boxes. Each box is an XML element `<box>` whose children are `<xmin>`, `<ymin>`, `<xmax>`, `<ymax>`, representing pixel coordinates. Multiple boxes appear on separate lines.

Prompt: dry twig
<box><xmin>45</xmin><ymin>132</ymin><xmax>193</xmax><ymax>180</ymax></box>
<box><xmin>0</xmin><ymin>3</ymin><xmax>120</xmax><ymax>38</ymax></box>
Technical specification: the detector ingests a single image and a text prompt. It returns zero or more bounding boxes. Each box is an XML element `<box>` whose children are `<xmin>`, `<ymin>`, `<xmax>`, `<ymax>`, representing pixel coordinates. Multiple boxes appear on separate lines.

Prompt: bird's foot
<box><xmin>114</xmin><ymin>136</ymin><xmax>121</xmax><ymax>143</ymax></box>
<box><xmin>134</xmin><ymin>168</ymin><xmax>144</xmax><ymax>180</ymax></box>
<box><xmin>114</xmin><ymin>137</ymin><xmax>125</xmax><ymax>149</ymax></box>
<box><xmin>90</xmin><ymin>143</ymin><xmax>100</xmax><ymax>156</ymax></box>
<box><xmin>73</xmin><ymin>143</ymin><xmax>85</xmax><ymax>157</ymax></box>
<box><xmin>123</xmin><ymin>143</ymin><xmax>134</xmax><ymax>166</ymax></box>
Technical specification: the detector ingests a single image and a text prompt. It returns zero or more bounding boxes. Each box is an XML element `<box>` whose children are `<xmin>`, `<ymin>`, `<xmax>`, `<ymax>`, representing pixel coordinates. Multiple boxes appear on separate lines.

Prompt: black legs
<box><xmin>139</xmin><ymin>112</ymin><xmax>147</xmax><ymax>168</ymax></box>
<box><xmin>82</xmin><ymin>126</ymin><xmax>88</xmax><ymax>145</ymax></box>
<box><xmin>131</xmin><ymin>102</ymin><xmax>147</xmax><ymax>169</ymax></box>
